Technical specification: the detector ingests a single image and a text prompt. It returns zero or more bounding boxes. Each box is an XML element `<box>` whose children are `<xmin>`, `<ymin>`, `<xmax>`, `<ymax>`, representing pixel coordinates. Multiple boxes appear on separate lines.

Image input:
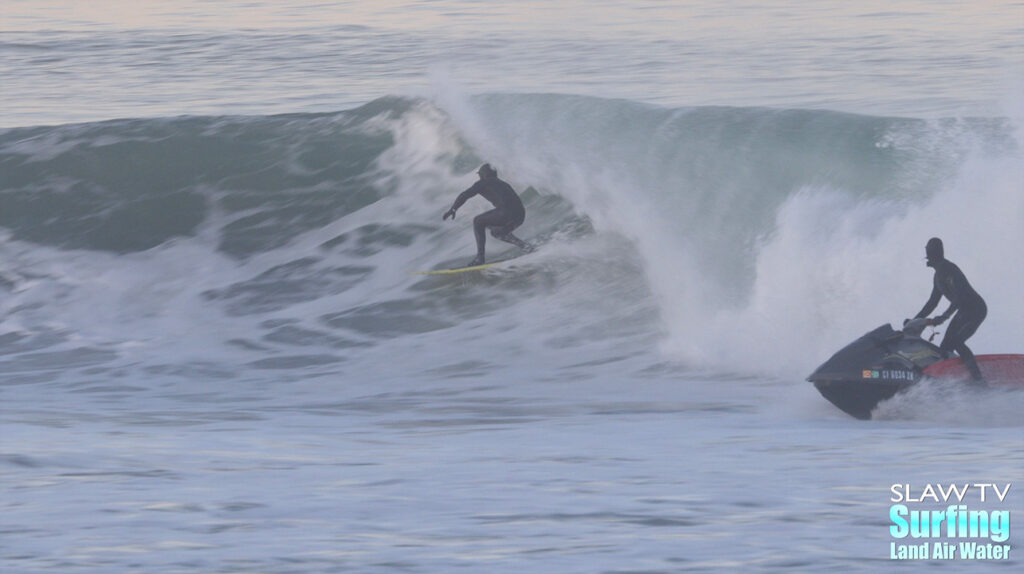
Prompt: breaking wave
<box><xmin>1</xmin><ymin>94</ymin><xmax>1020</xmax><ymax>383</ymax></box>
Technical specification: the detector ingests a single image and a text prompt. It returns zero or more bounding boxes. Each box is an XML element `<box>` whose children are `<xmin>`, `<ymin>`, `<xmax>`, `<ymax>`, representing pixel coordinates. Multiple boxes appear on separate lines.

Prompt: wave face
<box><xmin>1</xmin><ymin>95</ymin><xmax>1021</xmax><ymax>380</ymax></box>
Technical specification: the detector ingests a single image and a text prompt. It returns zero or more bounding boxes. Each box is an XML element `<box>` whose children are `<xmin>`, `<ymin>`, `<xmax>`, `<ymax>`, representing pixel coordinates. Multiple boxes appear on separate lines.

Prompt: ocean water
<box><xmin>2</xmin><ymin>1</ymin><xmax>1023</xmax><ymax>572</ymax></box>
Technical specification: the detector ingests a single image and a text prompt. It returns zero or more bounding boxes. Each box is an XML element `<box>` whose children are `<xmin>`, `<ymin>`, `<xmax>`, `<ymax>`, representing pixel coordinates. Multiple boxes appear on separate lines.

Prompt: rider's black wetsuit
<box><xmin>450</xmin><ymin>174</ymin><xmax>527</xmax><ymax>262</ymax></box>
<box><xmin>915</xmin><ymin>256</ymin><xmax>987</xmax><ymax>381</ymax></box>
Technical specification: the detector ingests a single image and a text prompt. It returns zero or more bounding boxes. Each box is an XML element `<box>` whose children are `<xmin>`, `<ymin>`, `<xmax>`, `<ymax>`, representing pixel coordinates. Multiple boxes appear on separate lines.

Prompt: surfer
<box><xmin>443</xmin><ymin>163</ymin><xmax>532</xmax><ymax>267</ymax></box>
<box><xmin>911</xmin><ymin>237</ymin><xmax>988</xmax><ymax>383</ymax></box>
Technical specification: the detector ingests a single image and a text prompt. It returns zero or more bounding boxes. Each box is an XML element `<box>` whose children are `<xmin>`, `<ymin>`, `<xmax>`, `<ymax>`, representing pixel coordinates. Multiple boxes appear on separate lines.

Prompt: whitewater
<box><xmin>2</xmin><ymin>2</ymin><xmax>1023</xmax><ymax>572</ymax></box>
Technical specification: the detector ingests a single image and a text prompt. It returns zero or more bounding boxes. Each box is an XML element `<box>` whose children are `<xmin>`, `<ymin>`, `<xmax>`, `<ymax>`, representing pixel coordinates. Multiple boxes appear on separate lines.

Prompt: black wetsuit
<box><xmin>915</xmin><ymin>258</ymin><xmax>987</xmax><ymax>380</ymax></box>
<box><xmin>450</xmin><ymin>175</ymin><xmax>527</xmax><ymax>262</ymax></box>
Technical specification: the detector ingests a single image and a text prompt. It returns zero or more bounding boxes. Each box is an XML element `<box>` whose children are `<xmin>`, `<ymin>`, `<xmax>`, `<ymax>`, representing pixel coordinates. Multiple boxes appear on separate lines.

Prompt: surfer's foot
<box><xmin>497</xmin><ymin>233</ymin><xmax>532</xmax><ymax>252</ymax></box>
<box><xmin>467</xmin><ymin>256</ymin><xmax>484</xmax><ymax>267</ymax></box>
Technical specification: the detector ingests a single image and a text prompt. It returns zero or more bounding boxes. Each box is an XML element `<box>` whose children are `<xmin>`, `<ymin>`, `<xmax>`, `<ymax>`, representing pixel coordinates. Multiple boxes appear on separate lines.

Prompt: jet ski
<box><xmin>807</xmin><ymin>318</ymin><xmax>1024</xmax><ymax>419</ymax></box>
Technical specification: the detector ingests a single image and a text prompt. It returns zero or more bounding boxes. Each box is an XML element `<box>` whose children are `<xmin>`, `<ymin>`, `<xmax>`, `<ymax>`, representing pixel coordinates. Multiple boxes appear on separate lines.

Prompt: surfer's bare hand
<box><xmin>443</xmin><ymin>208</ymin><xmax>456</xmax><ymax>220</ymax></box>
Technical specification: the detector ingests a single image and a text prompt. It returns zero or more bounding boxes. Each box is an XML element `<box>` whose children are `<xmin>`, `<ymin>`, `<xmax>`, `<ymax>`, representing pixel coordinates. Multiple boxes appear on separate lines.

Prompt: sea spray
<box><xmin>441</xmin><ymin>94</ymin><xmax>1023</xmax><ymax>375</ymax></box>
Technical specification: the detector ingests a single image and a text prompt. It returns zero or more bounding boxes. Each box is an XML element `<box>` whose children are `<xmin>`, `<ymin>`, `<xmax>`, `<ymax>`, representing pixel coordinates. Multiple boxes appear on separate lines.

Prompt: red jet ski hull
<box><xmin>923</xmin><ymin>355</ymin><xmax>1024</xmax><ymax>387</ymax></box>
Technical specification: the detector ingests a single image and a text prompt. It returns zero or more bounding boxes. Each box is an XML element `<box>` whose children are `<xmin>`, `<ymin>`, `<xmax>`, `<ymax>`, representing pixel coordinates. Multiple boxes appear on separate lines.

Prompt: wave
<box><xmin>0</xmin><ymin>94</ymin><xmax>1021</xmax><ymax>379</ymax></box>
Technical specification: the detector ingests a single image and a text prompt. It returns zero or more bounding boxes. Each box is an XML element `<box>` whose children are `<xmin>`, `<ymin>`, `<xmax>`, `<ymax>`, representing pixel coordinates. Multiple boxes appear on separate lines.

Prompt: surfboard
<box><xmin>412</xmin><ymin>258</ymin><xmax>513</xmax><ymax>275</ymax></box>
<box><xmin>413</xmin><ymin>242</ymin><xmax>540</xmax><ymax>275</ymax></box>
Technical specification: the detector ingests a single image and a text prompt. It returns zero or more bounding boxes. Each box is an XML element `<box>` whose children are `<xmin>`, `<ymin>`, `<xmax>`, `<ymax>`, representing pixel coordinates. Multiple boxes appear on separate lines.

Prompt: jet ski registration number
<box><xmin>863</xmin><ymin>369</ymin><xmax>917</xmax><ymax>381</ymax></box>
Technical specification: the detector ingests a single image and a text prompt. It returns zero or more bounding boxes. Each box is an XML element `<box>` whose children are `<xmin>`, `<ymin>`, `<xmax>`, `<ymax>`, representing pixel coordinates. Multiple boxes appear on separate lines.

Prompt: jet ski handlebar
<box><xmin>901</xmin><ymin>317</ymin><xmax>931</xmax><ymax>337</ymax></box>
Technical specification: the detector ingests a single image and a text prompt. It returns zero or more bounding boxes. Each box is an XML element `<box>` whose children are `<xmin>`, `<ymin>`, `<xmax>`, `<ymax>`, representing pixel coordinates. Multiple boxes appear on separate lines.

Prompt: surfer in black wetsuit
<box><xmin>443</xmin><ymin>163</ymin><xmax>532</xmax><ymax>267</ymax></box>
<box><xmin>912</xmin><ymin>237</ymin><xmax>988</xmax><ymax>383</ymax></box>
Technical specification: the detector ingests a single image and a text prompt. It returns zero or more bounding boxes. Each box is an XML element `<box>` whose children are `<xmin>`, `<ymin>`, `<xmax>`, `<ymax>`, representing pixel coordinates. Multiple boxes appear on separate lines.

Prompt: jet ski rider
<box><xmin>911</xmin><ymin>237</ymin><xmax>988</xmax><ymax>383</ymax></box>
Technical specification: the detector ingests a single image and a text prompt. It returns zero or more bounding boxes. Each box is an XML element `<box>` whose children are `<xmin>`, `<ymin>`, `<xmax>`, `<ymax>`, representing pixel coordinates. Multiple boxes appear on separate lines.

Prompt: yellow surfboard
<box><xmin>412</xmin><ymin>259</ymin><xmax>509</xmax><ymax>275</ymax></box>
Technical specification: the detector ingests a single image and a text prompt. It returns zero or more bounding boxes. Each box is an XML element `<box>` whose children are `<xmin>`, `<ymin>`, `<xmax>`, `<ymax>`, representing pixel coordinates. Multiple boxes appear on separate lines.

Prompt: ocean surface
<box><xmin>2</xmin><ymin>1</ymin><xmax>1023</xmax><ymax>572</ymax></box>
